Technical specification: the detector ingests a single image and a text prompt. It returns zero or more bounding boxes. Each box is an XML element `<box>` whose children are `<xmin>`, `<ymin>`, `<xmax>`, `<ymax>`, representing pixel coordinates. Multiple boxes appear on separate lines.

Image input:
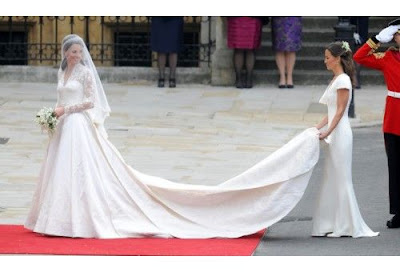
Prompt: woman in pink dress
<box><xmin>227</xmin><ymin>17</ymin><xmax>266</xmax><ymax>89</ymax></box>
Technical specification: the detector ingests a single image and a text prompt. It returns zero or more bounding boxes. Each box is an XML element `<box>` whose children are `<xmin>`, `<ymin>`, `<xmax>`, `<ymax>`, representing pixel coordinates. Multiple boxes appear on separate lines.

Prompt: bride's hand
<box><xmin>54</xmin><ymin>107</ymin><xmax>65</xmax><ymax>118</ymax></box>
<box><xmin>319</xmin><ymin>131</ymin><xmax>329</xmax><ymax>140</ymax></box>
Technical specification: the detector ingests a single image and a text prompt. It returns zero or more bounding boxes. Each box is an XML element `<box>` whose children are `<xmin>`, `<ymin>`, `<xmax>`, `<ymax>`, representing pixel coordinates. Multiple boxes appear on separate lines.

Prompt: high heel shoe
<box><xmin>169</xmin><ymin>78</ymin><xmax>176</xmax><ymax>88</ymax></box>
<box><xmin>158</xmin><ymin>78</ymin><xmax>165</xmax><ymax>88</ymax></box>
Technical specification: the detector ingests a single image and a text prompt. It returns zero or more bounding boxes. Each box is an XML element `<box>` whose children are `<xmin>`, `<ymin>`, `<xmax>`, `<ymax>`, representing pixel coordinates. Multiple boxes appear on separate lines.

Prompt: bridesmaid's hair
<box><xmin>61</xmin><ymin>38</ymin><xmax>85</xmax><ymax>71</ymax></box>
<box><xmin>326</xmin><ymin>41</ymin><xmax>356</xmax><ymax>86</ymax></box>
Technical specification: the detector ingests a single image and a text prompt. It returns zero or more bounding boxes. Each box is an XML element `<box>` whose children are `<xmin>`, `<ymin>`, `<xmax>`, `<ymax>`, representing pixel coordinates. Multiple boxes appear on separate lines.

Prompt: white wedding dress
<box><xmin>24</xmin><ymin>63</ymin><xmax>323</xmax><ymax>239</ymax></box>
<box><xmin>312</xmin><ymin>73</ymin><xmax>379</xmax><ymax>238</ymax></box>
<box><xmin>24</xmin><ymin>64</ymin><xmax>377</xmax><ymax>239</ymax></box>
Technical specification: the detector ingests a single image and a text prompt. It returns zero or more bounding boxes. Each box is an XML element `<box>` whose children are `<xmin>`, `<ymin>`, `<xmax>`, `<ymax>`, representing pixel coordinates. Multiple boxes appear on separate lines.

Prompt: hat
<box><xmin>388</xmin><ymin>18</ymin><xmax>400</xmax><ymax>26</ymax></box>
<box><xmin>388</xmin><ymin>18</ymin><xmax>400</xmax><ymax>34</ymax></box>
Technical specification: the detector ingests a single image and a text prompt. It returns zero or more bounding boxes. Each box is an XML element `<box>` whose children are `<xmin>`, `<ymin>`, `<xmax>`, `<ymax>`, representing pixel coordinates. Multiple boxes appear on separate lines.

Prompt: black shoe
<box><xmin>235</xmin><ymin>78</ymin><xmax>244</xmax><ymax>88</ymax></box>
<box><xmin>278</xmin><ymin>84</ymin><xmax>286</xmax><ymax>89</ymax></box>
<box><xmin>287</xmin><ymin>84</ymin><xmax>294</xmax><ymax>89</ymax></box>
<box><xmin>158</xmin><ymin>78</ymin><xmax>165</xmax><ymax>88</ymax></box>
<box><xmin>387</xmin><ymin>215</ymin><xmax>400</xmax><ymax>228</ymax></box>
<box><xmin>169</xmin><ymin>78</ymin><xmax>176</xmax><ymax>88</ymax></box>
<box><xmin>235</xmin><ymin>72</ymin><xmax>244</xmax><ymax>89</ymax></box>
<box><xmin>244</xmin><ymin>78</ymin><xmax>253</xmax><ymax>89</ymax></box>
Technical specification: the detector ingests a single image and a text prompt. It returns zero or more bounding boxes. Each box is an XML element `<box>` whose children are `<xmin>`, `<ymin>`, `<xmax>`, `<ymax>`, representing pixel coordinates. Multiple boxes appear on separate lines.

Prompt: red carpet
<box><xmin>0</xmin><ymin>225</ymin><xmax>265</xmax><ymax>256</ymax></box>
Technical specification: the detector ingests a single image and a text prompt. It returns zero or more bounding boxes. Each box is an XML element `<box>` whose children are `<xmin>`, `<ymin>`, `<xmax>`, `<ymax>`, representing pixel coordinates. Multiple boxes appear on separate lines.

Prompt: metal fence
<box><xmin>0</xmin><ymin>16</ymin><xmax>215</xmax><ymax>67</ymax></box>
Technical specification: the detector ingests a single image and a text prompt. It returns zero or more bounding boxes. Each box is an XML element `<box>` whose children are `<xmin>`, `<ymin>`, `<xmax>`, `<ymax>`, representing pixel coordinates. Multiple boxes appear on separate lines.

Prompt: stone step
<box><xmin>296</xmin><ymin>16</ymin><xmax>337</xmax><ymax>29</ymax></box>
<box><xmin>253</xmin><ymin>70</ymin><xmax>385</xmax><ymax>85</ymax></box>
<box><xmin>262</xmin><ymin>16</ymin><xmax>397</xmax><ymax>32</ymax></box>
<box><xmin>0</xmin><ymin>66</ymin><xmax>212</xmax><ymax>84</ymax></box>
<box><xmin>258</xmin><ymin>41</ymin><xmax>392</xmax><ymax>58</ymax></box>
<box><xmin>257</xmin><ymin>43</ymin><xmax>327</xmax><ymax>58</ymax></box>
<box><xmin>255</xmin><ymin>55</ymin><xmax>367</xmax><ymax>70</ymax></box>
<box><xmin>262</xmin><ymin>28</ymin><xmax>393</xmax><ymax>41</ymax></box>
<box><xmin>291</xmin><ymin>16</ymin><xmax>396</xmax><ymax>29</ymax></box>
<box><xmin>255</xmin><ymin>56</ymin><xmax>392</xmax><ymax>70</ymax></box>
<box><xmin>0</xmin><ymin>65</ymin><xmax>385</xmax><ymax>86</ymax></box>
<box><xmin>262</xmin><ymin>27</ymin><xmax>335</xmax><ymax>43</ymax></box>
<box><xmin>261</xmin><ymin>16</ymin><xmax>398</xmax><ymax>44</ymax></box>
<box><xmin>255</xmin><ymin>56</ymin><xmax>324</xmax><ymax>70</ymax></box>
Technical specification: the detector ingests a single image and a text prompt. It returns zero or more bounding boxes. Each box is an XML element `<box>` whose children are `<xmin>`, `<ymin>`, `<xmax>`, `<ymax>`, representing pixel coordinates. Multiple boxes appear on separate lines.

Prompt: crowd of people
<box><xmin>150</xmin><ymin>16</ymin><xmax>373</xmax><ymax>90</ymax></box>
<box><xmin>151</xmin><ymin>16</ymin><xmax>303</xmax><ymax>89</ymax></box>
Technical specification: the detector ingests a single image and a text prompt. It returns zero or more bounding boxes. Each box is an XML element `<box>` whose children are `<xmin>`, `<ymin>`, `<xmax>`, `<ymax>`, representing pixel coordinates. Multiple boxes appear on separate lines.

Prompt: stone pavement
<box><xmin>0</xmin><ymin>82</ymin><xmax>387</xmax><ymax>225</ymax></box>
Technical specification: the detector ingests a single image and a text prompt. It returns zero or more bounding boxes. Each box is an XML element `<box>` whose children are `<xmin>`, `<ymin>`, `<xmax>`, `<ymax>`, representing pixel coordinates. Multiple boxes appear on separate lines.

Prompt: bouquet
<box><xmin>35</xmin><ymin>107</ymin><xmax>58</xmax><ymax>135</ymax></box>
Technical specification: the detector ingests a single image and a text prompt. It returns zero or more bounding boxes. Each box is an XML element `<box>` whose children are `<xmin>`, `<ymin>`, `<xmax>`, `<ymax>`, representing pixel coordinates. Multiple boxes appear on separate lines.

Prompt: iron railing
<box><xmin>0</xmin><ymin>16</ymin><xmax>215</xmax><ymax>67</ymax></box>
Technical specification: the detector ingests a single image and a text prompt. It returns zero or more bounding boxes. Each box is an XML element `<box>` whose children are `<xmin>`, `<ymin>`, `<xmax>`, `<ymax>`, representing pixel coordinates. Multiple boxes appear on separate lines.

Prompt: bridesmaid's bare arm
<box><xmin>315</xmin><ymin>116</ymin><xmax>328</xmax><ymax>130</ymax></box>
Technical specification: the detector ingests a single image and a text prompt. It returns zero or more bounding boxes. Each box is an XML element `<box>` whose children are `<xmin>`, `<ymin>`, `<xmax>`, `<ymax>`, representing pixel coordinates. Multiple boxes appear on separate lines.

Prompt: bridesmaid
<box><xmin>313</xmin><ymin>41</ymin><xmax>379</xmax><ymax>238</ymax></box>
<box><xmin>271</xmin><ymin>17</ymin><xmax>302</xmax><ymax>89</ymax></box>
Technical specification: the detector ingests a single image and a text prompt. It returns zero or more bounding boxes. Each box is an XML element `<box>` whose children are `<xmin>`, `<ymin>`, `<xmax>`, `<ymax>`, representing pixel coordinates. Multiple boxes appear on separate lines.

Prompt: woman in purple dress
<box><xmin>271</xmin><ymin>17</ymin><xmax>302</xmax><ymax>88</ymax></box>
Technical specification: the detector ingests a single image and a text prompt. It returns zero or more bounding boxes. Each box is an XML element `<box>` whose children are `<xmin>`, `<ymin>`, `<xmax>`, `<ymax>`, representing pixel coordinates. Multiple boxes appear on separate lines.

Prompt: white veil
<box><xmin>60</xmin><ymin>34</ymin><xmax>111</xmax><ymax>137</ymax></box>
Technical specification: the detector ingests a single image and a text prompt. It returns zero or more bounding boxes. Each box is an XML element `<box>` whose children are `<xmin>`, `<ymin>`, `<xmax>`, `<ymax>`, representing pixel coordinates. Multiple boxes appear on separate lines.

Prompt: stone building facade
<box><xmin>0</xmin><ymin>16</ymin><xmax>395</xmax><ymax>86</ymax></box>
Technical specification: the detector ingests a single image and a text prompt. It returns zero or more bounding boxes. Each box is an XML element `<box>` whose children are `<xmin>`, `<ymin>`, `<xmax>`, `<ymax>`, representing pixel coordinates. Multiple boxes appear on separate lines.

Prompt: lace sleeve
<box><xmin>55</xmin><ymin>69</ymin><xmax>62</xmax><ymax>108</ymax></box>
<box><xmin>64</xmin><ymin>69</ymin><xmax>95</xmax><ymax>114</ymax></box>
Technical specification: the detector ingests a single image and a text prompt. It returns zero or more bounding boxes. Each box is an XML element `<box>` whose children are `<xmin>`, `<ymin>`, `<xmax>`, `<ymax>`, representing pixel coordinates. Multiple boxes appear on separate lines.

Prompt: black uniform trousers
<box><xmin>384</xmin><ymin>133</ymin><xmax>400</xmax><ymax>215</ymax></box>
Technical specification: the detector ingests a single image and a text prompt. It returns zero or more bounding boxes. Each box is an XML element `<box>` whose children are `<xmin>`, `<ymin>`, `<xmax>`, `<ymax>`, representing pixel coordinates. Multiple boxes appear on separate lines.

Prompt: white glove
<box><xmin>353</xmin><ymin>32</ymin><xmax>362</xmax><ymax>45</ymax></box>
<box><xmin>376</xmin><ymin>25</ymin><xmax>400</xmax><ymax>43</ymax></box>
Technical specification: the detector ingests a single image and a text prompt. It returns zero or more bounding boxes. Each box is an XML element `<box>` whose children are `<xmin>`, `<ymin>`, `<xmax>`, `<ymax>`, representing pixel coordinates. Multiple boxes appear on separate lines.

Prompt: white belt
<box><xmin>388</xmin><ymin>91</ymin><xmax>400</xmax><ymax>98</ymax></box>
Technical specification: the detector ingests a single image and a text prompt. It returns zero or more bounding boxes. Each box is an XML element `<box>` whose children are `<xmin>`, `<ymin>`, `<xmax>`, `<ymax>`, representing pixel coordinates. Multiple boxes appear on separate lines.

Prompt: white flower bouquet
<box><xmin>35</xmin><ymin>107</ymin><xmax>58</xmax><ymax>135</ymax></box>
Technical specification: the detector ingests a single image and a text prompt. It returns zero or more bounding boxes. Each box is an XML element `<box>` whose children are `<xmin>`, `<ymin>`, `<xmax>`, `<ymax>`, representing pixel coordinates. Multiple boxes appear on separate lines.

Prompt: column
<box><xmin>211</xmin><ymin>17</ymin><xmax>234</xmax><ymax>86</ymax></box>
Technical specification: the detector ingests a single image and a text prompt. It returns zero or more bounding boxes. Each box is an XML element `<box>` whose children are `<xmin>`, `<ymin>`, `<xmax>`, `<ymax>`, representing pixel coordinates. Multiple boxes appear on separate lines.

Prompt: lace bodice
<box><xmin>56</xmin><ymin>63</ymin><xmax>95</xmax><ymax>115</ymax></box>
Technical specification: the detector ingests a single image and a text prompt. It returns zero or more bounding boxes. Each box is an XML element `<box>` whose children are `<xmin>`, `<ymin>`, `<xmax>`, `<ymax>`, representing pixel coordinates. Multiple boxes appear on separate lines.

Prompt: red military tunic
<box><xmin>353</xmin><ymin>38</ymin><xmax>400</xmax><ymax>136</ymax></box>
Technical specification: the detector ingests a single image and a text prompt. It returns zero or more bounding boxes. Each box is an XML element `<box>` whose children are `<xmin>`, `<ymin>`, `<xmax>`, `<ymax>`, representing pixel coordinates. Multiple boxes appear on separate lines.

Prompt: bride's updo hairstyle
<box><xmin>61</xmin><ymin>34</ymin><xmax>86</xmax><ymax>71</ymax></box>
<box><xmin>326</xmin><ymin>41</ymin><xmax>356</xmax><ymax>85</ymax></box>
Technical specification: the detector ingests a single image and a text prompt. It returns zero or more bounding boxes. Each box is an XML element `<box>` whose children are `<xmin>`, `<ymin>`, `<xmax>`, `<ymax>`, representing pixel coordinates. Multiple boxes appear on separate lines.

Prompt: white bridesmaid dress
<box><xmin>312</xmin><ymin>73</ymin><xmax>379</xmax><ymax>238</ymax></box>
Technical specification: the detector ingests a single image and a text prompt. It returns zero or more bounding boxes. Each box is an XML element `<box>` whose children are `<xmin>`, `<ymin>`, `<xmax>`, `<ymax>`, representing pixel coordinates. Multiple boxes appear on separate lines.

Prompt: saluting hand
<box><xmin>376</xmin><ymin>25</ymin><xmax>400</xmax><ymax>43</ymax></box>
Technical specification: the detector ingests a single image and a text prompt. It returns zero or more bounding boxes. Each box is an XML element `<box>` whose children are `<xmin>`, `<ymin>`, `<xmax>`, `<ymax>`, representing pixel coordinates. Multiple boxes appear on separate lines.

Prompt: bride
<box><xmin>24</xmin><ymin>34</ymin><xmax>377</xmax><ymax>239</ymax></box>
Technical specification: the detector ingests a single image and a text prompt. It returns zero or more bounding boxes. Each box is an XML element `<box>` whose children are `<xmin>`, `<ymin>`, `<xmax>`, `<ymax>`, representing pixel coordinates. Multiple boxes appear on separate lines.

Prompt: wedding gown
<box><xmin>312</xmin><ymin>73</ymin><xmax>379</xmax><ymax>238</ymax></box>
<box><xmin>24</xmin><ymin>63</ymin><xmax>323</xmax><ymax>239</ymax></box>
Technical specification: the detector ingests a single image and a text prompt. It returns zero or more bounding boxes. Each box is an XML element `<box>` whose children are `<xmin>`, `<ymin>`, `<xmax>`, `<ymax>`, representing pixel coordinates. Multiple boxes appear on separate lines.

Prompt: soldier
<box><xmin>353</xmin><ymin>19</ymin><xmax>400</xmax><ymax>228</ymax></box>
